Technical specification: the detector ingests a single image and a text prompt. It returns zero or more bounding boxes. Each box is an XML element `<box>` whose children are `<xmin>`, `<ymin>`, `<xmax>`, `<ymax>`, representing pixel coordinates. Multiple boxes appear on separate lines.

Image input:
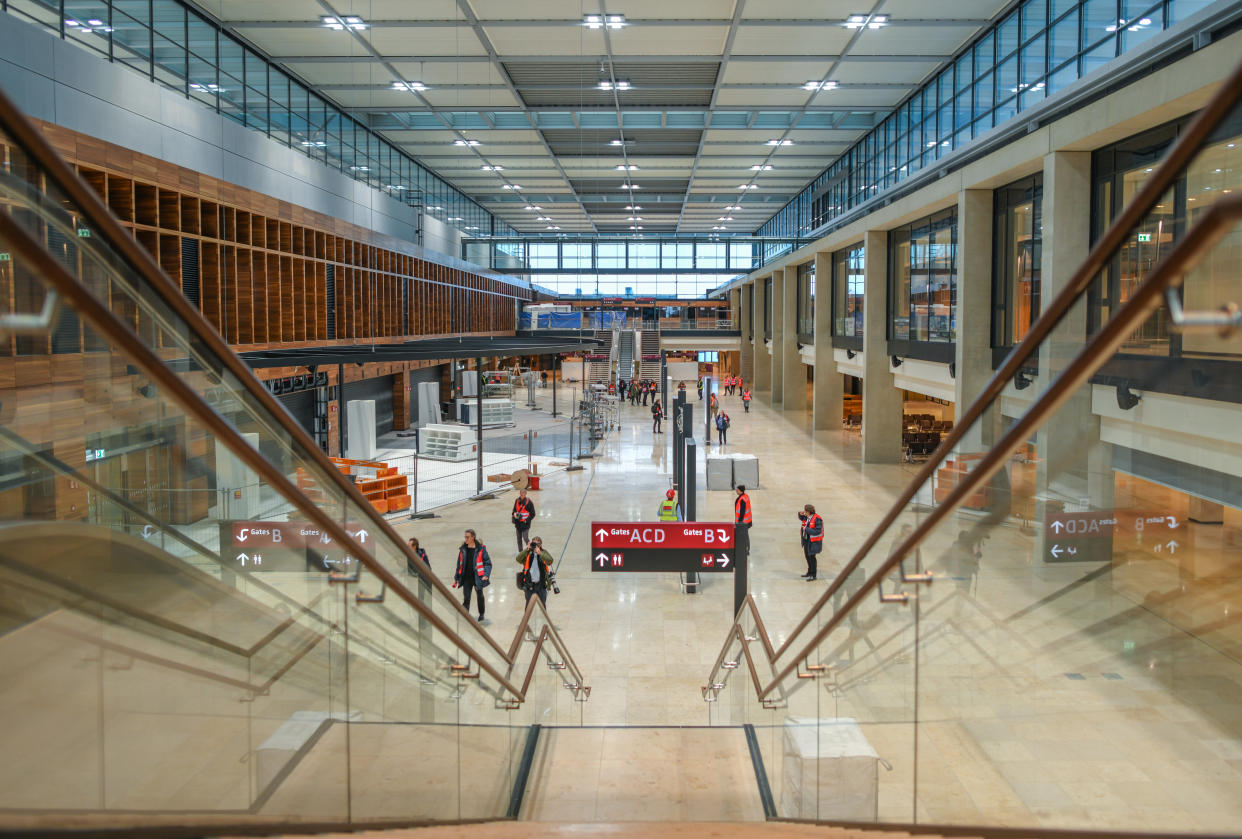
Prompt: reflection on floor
<box><xmin>520</xmin><ymin>727</ymin><xmax>765</xmax><ymax>822</ymax></box>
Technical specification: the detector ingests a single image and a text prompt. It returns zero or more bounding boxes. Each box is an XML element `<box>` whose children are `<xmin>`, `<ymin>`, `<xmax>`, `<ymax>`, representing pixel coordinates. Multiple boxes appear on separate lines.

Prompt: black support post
<box><xmin>734</xmin><ymin>524</ymin><xmax>749</xmax><ymax>617</ymax></box>
<box><xmin>337</xmin><ymin>362</ymin><xmax>346</xmax><ymax>457</ymax></box>
<box><xmin>476</xmin><ymin>357</ymin><xmax>484</xmax><ymax>496</ymax></box>
<box><xmin>684</xmin><ymin>437</ymin><xmax>698</xmax><ymax>594</ymax></box>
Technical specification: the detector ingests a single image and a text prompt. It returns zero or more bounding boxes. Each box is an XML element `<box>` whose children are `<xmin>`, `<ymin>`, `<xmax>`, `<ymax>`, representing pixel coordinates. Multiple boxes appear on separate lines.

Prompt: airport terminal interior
<box><xmin>2</xmin><ymin>1</ymin><xmax>1242</xmax><ymax>837</ymax></box>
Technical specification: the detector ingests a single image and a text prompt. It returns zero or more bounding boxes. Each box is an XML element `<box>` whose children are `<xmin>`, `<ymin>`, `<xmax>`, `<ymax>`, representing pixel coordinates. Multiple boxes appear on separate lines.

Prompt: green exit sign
<box><xmin>77</xmin><ymin>228</ymin><xmax>91</xmax><ymax>238</ymax></box>
<box><xmin>0</xmin><ymin>253</ymin><xmax>10</xmax><ymax>262</ymax></box>
<box><xmin>1136</xmin><ymin>232</ymin><xmax>1153</xmax><ymax>243</ymax></box>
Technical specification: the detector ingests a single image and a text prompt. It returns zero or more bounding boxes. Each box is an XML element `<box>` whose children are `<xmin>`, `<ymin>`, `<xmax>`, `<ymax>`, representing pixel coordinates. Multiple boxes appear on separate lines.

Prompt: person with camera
<box><xmin>452</xmin><ymin>529</ymin><xmax>491</xmax><ymax>622</ymax></box>
<box><xmin>515</xmin><ymin>536</ymin><xmax>557</xmax><ymax>607</ymax></box>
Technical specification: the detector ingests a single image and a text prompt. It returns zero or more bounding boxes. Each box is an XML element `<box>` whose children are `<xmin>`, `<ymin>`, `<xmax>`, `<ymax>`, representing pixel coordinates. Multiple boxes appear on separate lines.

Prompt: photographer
<box><xmin>515</xmin><ymin>537</ymin><xmax>557</xmax><ymax>607</ymax></box>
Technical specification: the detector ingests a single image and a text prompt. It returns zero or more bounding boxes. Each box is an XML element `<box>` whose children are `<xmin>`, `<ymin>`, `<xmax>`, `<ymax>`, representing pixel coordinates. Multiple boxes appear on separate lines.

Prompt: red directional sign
<box><xmin>590</xmin><ymin>521</ymin><xmax>735</xmax><ymax>573</ymax></box>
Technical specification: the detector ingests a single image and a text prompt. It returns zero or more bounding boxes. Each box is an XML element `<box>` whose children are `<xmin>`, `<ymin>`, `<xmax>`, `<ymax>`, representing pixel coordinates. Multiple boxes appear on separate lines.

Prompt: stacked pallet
<box><xmin>297</xmin><ymin>457</ymin><xmax>411</xmax><ymax>514</ymax></box>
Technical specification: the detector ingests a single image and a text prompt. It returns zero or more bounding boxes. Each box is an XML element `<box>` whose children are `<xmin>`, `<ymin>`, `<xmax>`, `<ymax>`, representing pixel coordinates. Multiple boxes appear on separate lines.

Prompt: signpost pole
<box><xmin>734</xmin><ymin>524</ymin><xmax>749</xmax><ymax>617</ymax></box>
<box><xmin>684</xmin><ymin>438</ymin><xmax>699</xmax><ymax>594</ymax></box>
<box><xmin>337</xmin><ymin>362</ymin><xmax>346</xmax><ymax>457</ymax></box>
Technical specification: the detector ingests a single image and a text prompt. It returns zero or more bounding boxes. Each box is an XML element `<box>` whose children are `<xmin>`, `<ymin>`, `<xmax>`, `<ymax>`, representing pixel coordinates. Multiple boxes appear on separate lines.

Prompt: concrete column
<box><xmin>781</xmin><ymin>265</ymin><xmax>807</xmax><ymax>412</ymax></box>
<box><xmin>1035</xmin><ymin>151</ymin><xmax>1113</xmax><ymax>560</ymax></box>
<box><xmin>770</xmin><ymin>271</ymin><xmax>786</xmax><ymax>405</ymax></box>
<box><xmin>954</xmin><ymin>189</ymin><xmax>997</xmax><ymax>454</ymax></box>
<box><xmin>813</xmin><ymin>249</ymin><xmax>841</xmax><ymax>430</ymax></box>
<box><xmin>739</xmin><ymin>280</ymin><xmax>754</xmax><ymax>386</ymax></box>
<box><xmin>752</xmin><ymin>275</ymin><xmax>771</xmax><ymax>394</ymax></box>
<box><xmin>861</xmin><ymin>229</ymin><xmax>903</xmax><ymax>463</ymax></box>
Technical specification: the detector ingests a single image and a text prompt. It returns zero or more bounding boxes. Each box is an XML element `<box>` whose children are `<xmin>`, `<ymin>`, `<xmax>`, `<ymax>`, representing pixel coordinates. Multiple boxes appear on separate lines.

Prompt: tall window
<box><xmin>764</xmin><ymin>278</ymin><xmax>773</xmax><ymax>339</ymax></box>
<box><xmin>1092</xmin><ymin>111</ymin><xmax>1242</xmax><ymax>357</ymax></box>
<box><xmin>889</xmin><ymin>209</ymin><xmax>958</xmax><ymax>356</ymax></box>
<box><xmin>831</xmin><ymin>242</ymin><xmax>865</xmax><ymax>345</ymax></box>
<box><xmin>993</xmin><ymin>174</ymin><xmax>1043</xmax><ymax>348</ymax></box>
<box><xmin>796</xmin><ymin>261</ymin><xmax>815</xmax><ymax>339</ymax></box>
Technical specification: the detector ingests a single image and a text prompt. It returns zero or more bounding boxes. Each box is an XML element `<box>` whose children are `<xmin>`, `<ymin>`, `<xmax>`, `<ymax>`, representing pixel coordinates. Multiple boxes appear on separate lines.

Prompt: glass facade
<box><xmin>889</xmin><ymin>209</ymin><xmax>958</xmax><ymax>351</ymax></box>
<box><xmin>1091</xmin><ymin>108</ymin><xmax>1242</xmax><ymax>357</ymax></box>
<box><xmin>993</xmin><ymin>174</ymin><xmax>1044</xmax><ymax>349</ymax></box>
<box><xmin>796</xmin><ymin>261</ymin><xmax>815</xmax><ymax>339</ymax></box>
<box><xmin>4</xmin><ymin>0</ymin><xmax>511</xmax><ymax>238</ymax></box>
<box><xmin>832</xmin><ymin>242</ymin><xmax>866</xmax><ymax>344</ymax></box>
<box><xmin>758</xmin><ymin>0</ymin><xmax>1209</xmax><ymax>240</ymax></box>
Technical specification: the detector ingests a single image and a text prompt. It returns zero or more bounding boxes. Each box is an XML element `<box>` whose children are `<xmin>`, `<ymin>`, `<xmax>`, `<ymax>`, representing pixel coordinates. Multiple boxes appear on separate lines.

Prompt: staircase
<box><xmin>587</xmin><ymin>329</ymin><xmax>614</xmax><ymax>386</ymax></box>
<box><xmin>638</xmin><ymin>328</ymin><xmax>661</xmax><ymax>380</ymax></box>
<box><xmin>617</xmin><ymin>330</ymin><xmax>635</xmax><ymax>382</ymax></box>
<box><xmin>740</xmin><ymin>346</ymin><xmax>754</xmax><ymax>383</ymax></box>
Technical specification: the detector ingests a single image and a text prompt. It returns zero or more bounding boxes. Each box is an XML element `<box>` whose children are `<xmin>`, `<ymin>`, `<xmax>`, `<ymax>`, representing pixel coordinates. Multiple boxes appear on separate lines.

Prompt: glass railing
<box><xmin>704</xmin><ymin>58</ymin><xmax>1242</xmax><ymax>835</ymax></box>
<box><xmin>0</xmin><ymin>87</ymin><xmax>588</xmax><ymax>829</ymax></box>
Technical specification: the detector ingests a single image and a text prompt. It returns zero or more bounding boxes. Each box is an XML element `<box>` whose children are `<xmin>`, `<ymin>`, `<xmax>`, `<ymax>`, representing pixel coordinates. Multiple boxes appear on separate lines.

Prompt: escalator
<box><xmin>0</xmin><ymin>87</ymin><xmax>590</xmax><ymax>830</ymax></box>
<box><xmin>702</xmin><ymin>59</ymin><xmax>1242</xmax><ymax>835</ymax></box>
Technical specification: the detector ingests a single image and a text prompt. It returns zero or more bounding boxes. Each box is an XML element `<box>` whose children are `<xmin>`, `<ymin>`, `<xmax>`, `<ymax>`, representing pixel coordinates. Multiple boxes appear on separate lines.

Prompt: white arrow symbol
<box><xmin>595</xmin><ymin>528</ymin><xmax>609</xmax><ymax>541</ymax></box>
<box><xmin>717</xmin><ymin>553</ymin><xmax>730</xmax><ymax>568</ymax></box>
<box><xmin>141</xmin><ymin>524</ymin><xmax>154</xmax><ymax>539</ymax></box>
<box><xmin>237</xmin><ymin>552</ymin><xmax>249</xmax><ymax>565</ymax></box>
<box><xmin>320</xmin><ymin>533</ymin><xmax>332</xmax><ymax>544</ymax></box>
<box><xmin>1167</xmin><ymin>516</ymin><xmax>1179</xmax><ymax>529</ymax></box>
<box><xmin>1067</xmin><ymin>546</ymin><xmax>1078</xmax><ymax>555</ymax></box>
<box><xmin>1050</xmin><ymin>520</ymin><xmax>1064</xmax><ymax>534</ymax></box>
<box><xmin>354</xmin><ymin>529</ymin><xmax>368</xmax><ymax>544</ymax></box>
<box><xmin>717</xmin><ymin>529</ymin><xmax>730</xmax><ymax>543</ymax></box>
<box><xmin>237</xmin><ymin>528</ymin><xmax>249</xmax><ymax>542</ymax></box>
<box><xmin>1166</xmin><ymin>540</ymin><xmax>1179</xmax><ymax>554</ymax></box>
<box><xmin>595</xmin><ymin>552</ymin><xmax>609</xmax><ymax>567</ymax></box>
<box><xmin>1050</xmin><ymin>544</ymin><xmax>1063</xmax><ymax>559</ymax></box>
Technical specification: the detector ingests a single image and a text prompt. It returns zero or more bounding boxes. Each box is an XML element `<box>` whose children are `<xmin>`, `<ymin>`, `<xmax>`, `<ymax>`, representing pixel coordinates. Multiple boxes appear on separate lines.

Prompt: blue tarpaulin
<box><xmin>520</xmin><ymin>312</ymin><xmax>584</xmax><ymax>329</ymax></box>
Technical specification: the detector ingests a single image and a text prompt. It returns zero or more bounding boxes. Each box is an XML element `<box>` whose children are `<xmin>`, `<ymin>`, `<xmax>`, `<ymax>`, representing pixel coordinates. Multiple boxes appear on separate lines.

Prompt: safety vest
<box><xmin>513</xmin><ymin>498</ymin><xmax>533</xmax><ymax>524</ymax></box>
<box><xmin>742</xmin><ymin>390</ymin><xmax>751</xmax><ymax>400</ymax></box>
<box><xmin>658</xmin><ymin>499</ymin><xmax>679</xmax><ymax>521</ymax></box>
<box><xmin>735</xmin><ymin>493</ymin><xmax>752</xmax><ymax>525</ymax></box>
<box><xmin>805</xmin><ymin>513</ymin><xmax>824</xmax><ymax>542</ymax></box>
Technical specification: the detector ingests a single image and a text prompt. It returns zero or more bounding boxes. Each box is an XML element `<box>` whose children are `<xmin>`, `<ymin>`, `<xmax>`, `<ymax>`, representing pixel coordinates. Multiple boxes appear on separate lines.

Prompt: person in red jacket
<box><xmin>453</xmin><ymin>529</ymin><xmax>492</xmax><ymax>622</ymax></box>
<box><xmin>798</xmin><ymin>504</ymin><xmax>824</xmax><ymax>581</ymax></box>
<box><xmin>512</xmin><ymin>488</ymin><xmax>535</xmax><ymax>551</ymax></box>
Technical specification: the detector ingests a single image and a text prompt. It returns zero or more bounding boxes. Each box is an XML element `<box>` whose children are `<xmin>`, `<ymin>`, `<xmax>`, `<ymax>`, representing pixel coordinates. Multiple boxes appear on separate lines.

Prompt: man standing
<box><xmin>798</xmin><ymin>504</ymin><xmax>824</xmax><ymax>581</ymax></box>
<box><xmin>734</xmin><ymin>484</ymin><xmax>752</xmax><ymax>533</ymax></box>
<box><xmin>742</xmin><ymin>388</ymin><xmax>752</xmax><ymax>413</ymax></box>
<box><xmin>511</xmin><ymin>488</ymin><xmax>535</xmax><ymax>552</ymax></box>
<box><xmin>515</xmin><ymin>537</ymin><xmax>554</xmax><ymax>607</ymax></box>
<box><xmin>651</xmin><ymin>397</ymin><xmax>664</xmax><ymax>434</ymax></box>
<box><xmin>715</xmin><ymin>409</ymin><xmax>730</xmax><ymax>446</ymax></box>
<box><xmin>453</xmin><ymin>529</ymin><xmax>491</xmax><ymax>622</ymax></box>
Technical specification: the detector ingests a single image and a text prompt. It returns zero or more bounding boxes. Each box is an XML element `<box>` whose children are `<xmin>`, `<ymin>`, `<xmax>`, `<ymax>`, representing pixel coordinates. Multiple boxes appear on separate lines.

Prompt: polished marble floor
<box><xmin>392</xmin><ymin>381</ymin><xmax>1242</xmax><ymax>833</ymax></box>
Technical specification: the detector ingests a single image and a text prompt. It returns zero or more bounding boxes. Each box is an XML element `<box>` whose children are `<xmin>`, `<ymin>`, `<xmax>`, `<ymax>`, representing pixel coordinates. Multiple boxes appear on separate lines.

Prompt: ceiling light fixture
<box><xmin>599</xmin><ymin>79</ymin><xmax>631</xmax><ymax>91</ymax></box>
<box><xmin>322</xmin><ymin>14</ymin><xmax>366</xmax><ymax>30</ymax></box>
<box><xmin>627</xmin><ymin>216</ymin><xmax>643</xmax><ymax>221</ymax></box>
<box><xmin>766</xmin><ymin>139</ymin><xmax>794</xmax><ymax>146</ymax></box>
<box><xmin>537</xmin><ymin>216</ymin><xmax>552</xmax><ymax>221</ymax></box>
<box><xmin>629</xmin><ymin>225</ymin><xmax>643</xmax><ymax>230</ymax></box>
<box><xmin>803</xmin><ymin>80</ymin><xmax>839</xmax><ymax>92</ymax></box>
<box><xmin>300</xmin><ymin>139</ymin><xmax>327</xmax><ymax>148</ymax></box>
<box><xmin>391</xmin><ymin>80</ymin><xmax>426</xmax><ymax>93</ymax></box>
<box><xmin>502</xmin><ymin>184</ymin><xmax>523</xmax><ymax>190</ymax></box>
<box><xmin>584</xmin><ymin>13</ymin><xmax>627</xmax><ymax>29</ymax></box>
<box><xmin>616</xmin><ymin>164</ymin><xmax>639</xmax><ymax>171</ymax></box>
<box><xmin>190</xmin><ymin>83</ymin><xmax>224</xmax><ymax>94</ymax></box>
<box><xmin>620</xmin><ymin>183</ymin><xmax>639</xmax><ymax>189</ymax></box>
<box><xmin>717</xmin><ymin>216</ymin><xmax>734</xmax><ymax>221</ymax></box>
<box><xmin>481</xmin><ymin>165</ymin><xmax>504</xmax><ymax>171</ymax></box>
<box><xmin>453</xmin><ymin>139</ymin><xmax>480</xmax><ymax>147</ymax></box>
<box><xmin>737</xmin><ymin>184</ymin><xmax>758</xmax><ymax>190</ymax></box>
<box><xmin>845</xmin><ymin>13</ymin><xmax>887</xmax><ymax>29</ymax></box>
<box><xmin>751</xmin><ymin>164</ymin><xmax>773</xmax><ymax>171</ymax></box>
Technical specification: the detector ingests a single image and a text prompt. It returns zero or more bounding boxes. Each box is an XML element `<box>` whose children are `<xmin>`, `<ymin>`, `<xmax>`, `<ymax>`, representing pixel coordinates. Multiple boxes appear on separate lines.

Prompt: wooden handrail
<box><xmin>703</xmin><ymin>55</ymin><xmax>1242</xmax><ymax>704</ymax></box>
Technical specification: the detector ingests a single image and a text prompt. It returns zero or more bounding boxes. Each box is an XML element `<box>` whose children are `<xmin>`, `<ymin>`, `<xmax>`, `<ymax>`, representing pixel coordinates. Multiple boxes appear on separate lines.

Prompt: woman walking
<box><xmin>452</xmin><ymin>529</ymin><xmax>492</xmax><ymax>622</ymax></box>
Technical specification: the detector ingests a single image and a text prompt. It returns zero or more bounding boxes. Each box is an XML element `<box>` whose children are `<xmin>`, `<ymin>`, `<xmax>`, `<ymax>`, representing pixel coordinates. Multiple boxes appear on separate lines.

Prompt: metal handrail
<box><xmin>0</xmin><ymin>88</ymin><xmax>588</xmax><ymax>707</ymax></box>
<box><xmin>702</xmin><ymin>56</ymin><xmax>1242</xmax><ymax>703</ymax></box>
